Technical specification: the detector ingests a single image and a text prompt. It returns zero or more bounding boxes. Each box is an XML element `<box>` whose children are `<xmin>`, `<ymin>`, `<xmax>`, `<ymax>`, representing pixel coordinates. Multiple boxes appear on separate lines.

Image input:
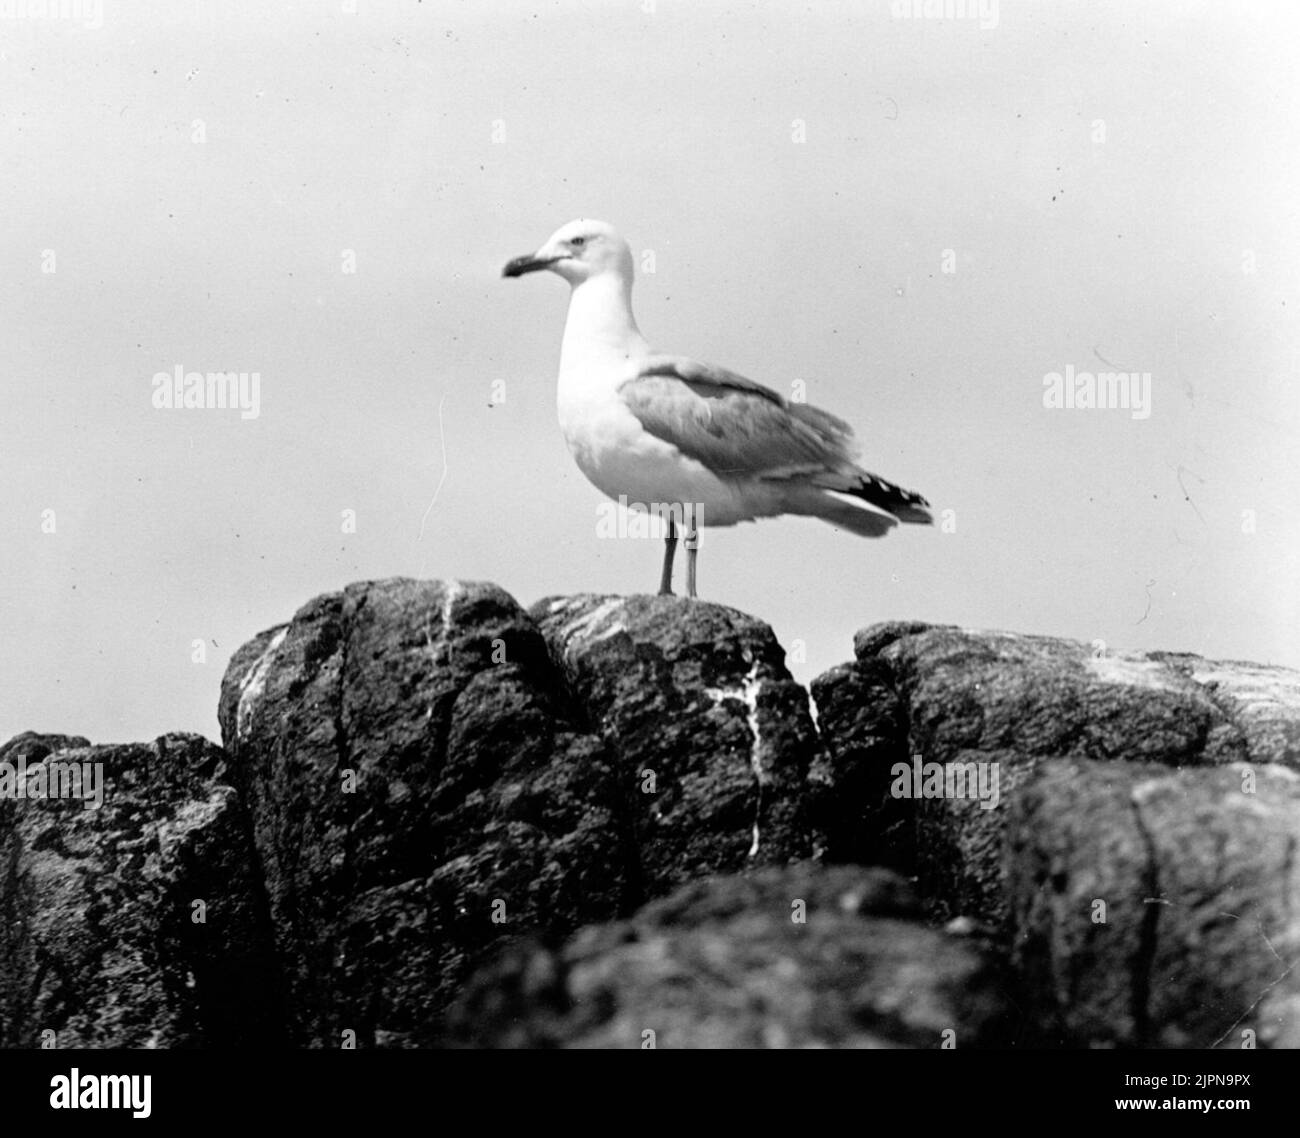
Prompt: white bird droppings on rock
<box><xmin>559</xmin><ymin>597</ymin><xmax>627</xmax><ymax>650</ymax></box>
<box><xmin>236</xmin><ymin>627</ymin><xmax>288</xmax><ymax>741</ymax></box>
<box><xmin>706</xmin><ymin>660</ymin><xmax>767</xmax><ymax>857</ymax></box>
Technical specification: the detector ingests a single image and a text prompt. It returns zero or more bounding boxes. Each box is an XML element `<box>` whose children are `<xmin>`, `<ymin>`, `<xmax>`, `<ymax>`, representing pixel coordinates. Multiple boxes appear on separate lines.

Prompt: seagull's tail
<box><xmin>811</xmin><ymin>468</ymin><xmax>933</xmax><ymax>527</ymax></box>
<box><xmin>777</xmin><ymin>468</ymin><xmax>932</xmax><ymax>538</ymax></box>
<box><xmin>780</xmin><ymin>480</ymin><xmax>922</xmax><ymax>538</ymax></box>
<box><xmin>803</xmin><ymin>491</ymin><xmax>899</xmax><ymax>538</ymax></box>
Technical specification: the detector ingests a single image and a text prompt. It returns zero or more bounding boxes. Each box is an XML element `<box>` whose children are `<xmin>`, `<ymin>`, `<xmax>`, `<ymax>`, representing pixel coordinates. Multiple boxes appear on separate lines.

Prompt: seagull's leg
<box><xmin>684</xmin><ymin>507</ymin><xmax>700</xmax><ymax>599</ymax></box>
<box><xmin>658</xmin><ymin>516</ymin><xmax>677</xmax><ymax>596</ymax></box>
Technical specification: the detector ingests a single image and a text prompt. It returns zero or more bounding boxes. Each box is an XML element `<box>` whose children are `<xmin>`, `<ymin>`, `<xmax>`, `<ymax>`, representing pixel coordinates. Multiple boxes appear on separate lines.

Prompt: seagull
<box><xmin>503</xmin><ymin>219</ymin><xmax>932</xmax><ymax>598</ymax></box>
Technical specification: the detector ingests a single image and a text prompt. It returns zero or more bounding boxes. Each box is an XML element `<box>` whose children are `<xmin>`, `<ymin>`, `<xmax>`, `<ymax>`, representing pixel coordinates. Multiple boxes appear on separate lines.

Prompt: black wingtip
<box><xmin>851</xmin><ymin>472</ymin><xmax>933</xmax><ymax>524</ymax></box>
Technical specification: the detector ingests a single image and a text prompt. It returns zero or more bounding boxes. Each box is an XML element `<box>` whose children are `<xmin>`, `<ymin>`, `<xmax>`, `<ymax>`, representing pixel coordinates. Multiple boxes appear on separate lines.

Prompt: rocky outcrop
<box><xmin>530</xmin><ymin>594</ymin><xmax>818</xmax><ymax>888</ymax></box>
<box><xmin>441</xmin><ymin>864</ymin><xmax>1012</xmax><ymax>1048</ymax></box>
<box><xmin>3</xmin><ymin>581</ymin><xmax>1298</xmax><ymax>1048</ymax></box>
<box><xmin>213</xmin><ymin>581</ymin><xmax>817</xmax><ymax>1047</ymax></box>
<box><xmin>214</xmin><ymin>579</ymin><xmax>624</xmax><ymax>1047</ymax></box>
<box><xmin>0</xmin><ymin>732</ymin><xmax>281</xmax><ymax>1048</ymax></box>
<box><xmin>813</xmin><ymin>622</ymin><xmax>1300</xmax><ymax>1047</ymax></box>
<box><xmin>1007</xmin><ymin>758</ymin><xmax>1300</xmax><ymax>1048</ymax></box>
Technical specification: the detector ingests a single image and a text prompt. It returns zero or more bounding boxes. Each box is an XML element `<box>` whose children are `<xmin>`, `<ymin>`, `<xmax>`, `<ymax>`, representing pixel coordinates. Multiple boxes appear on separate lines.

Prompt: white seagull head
<box><xmin>502</xmin><ymin>218</ymin><xmax>632</xmax><ymax>287</ymax></box>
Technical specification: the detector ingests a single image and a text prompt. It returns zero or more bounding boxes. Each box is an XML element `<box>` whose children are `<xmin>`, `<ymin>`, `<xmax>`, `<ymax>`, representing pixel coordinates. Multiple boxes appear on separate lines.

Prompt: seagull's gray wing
<box><xmin>619</xmin><ymin>354</ymin><xmax>861</xmax><ymax>480</ymax></box>
<box><xmin>619</xmin><ymin>354</ymin><xmax>933</xmax><ymax>524</ymax></box>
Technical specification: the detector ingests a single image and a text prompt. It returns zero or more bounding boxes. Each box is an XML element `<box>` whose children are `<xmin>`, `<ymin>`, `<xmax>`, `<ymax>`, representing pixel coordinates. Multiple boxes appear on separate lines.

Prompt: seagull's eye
<box><xmin>571</xmin><ymin>236</ymin><xmax>586</xmax><ymax>247</ymax></box>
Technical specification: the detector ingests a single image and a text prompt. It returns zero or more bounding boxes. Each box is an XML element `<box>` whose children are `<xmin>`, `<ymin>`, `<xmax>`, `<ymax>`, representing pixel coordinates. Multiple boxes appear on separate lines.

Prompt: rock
<box><xmin>812</xmin><ymin>623</ymin><xmax>1300</xmax><ymax>928</ymax></box>
<box><xmin>912</xmin><ymin>747</ymin><xmax>1040</xmax><ymax>929</ymax></box>
<box><xmin>9</xmin><ymin>592</ymin><xmax>1298</xmax><ymax>1050</ymax></box>
<box><xmin>808</xmin><ymin>658</ymin><xmax>907</xmax><ymax>866</ymax></box>
<box><xmin>864</xmin><ymin>624</ymin><xmax>1238</xmax><ymax>766</ymax></box>
<box><xmin>0</xmin><ymin>732</ymin><xmax>280</xmax><ymax>1048</ymax></box>
<box><xmin>530</xmin><ymin>594</ymin><xmax>818</xmax><ymax>889</ymax></box>
<box><xmin>807</xmin><ymin>622</ymin><xmax>1300</xmax><ymax>1047</ymax></box>
<box><xmin>217</xmin><ymin>578</ymin><xmax>630</xmax><ymax>1047</ymax></box>
<box><xmin>443</xmin><ymin>864</ymin><xmax>1014</xmax><ymax>1048</ymax></box>
<box><xmin>1006</xmin><ymin>759</ymin><xmax>1300</xmax><ymax>1048</ymax></box>
<box><xmin>1154</xmin><ymin>655</ymin><xmax>1300</xmax><ymax>769</ymax></box>
<box><xmin>217</xmin><ymin>582</ymin><xmax>826</xmax><ymax>1046</ymax></box>
<box><xmin>0</xmin><ymin>731</ymin><xmax>91</xmax><ymax>762</ymax></box>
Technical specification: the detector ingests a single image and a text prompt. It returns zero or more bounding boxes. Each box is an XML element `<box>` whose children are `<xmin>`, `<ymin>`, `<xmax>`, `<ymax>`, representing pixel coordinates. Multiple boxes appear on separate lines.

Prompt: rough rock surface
<box><xmin>442</xmin><ymin>864</ymin><xmax>1013</xmax><ymax>1048</ymax></box>
<box><xmin>4</xmin><ymin>592</ymin><xmax>1299</xmax><ymax>1049</ymax></box>
<box><xmin>811</xmin><ymin>621</ymin><xmax>1300</xmax><ymax>1046</ymax></box>
<box><xmin>813</xmin><ymin>624</ymin><xmax>1300</xmax><ymax>915</ymax></box>
<box><xmin>1006</xmin><ymin>759</ymin><xmax>1300</xmax><ymax>1048</ymax></box>
<box><xmin>215</xmin><ymin>579</ymin><xmax>626</xmax><ymax>1047</ymax></box>
<box><xmin>530</xmin><ymin>594</ymin><xmax>818</xmax><ymax>891</ymax></box>
<box><xmin>0</xmin><ymin>732</ymin><xmax>280</xmax><ymax>1048</ymax></box>
<box><xmin>215</xmin><ymin>580</ymin><xmax>815</xmax><ymax>1047</ymax></box>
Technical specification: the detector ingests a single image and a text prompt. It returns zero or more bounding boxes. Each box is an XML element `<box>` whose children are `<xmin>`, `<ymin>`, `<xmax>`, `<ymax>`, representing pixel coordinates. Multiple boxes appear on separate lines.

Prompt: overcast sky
<box><xmin>3</xmin><ymin>0</ymin><xmax>1297</xmax><ymax>746</ymax></box>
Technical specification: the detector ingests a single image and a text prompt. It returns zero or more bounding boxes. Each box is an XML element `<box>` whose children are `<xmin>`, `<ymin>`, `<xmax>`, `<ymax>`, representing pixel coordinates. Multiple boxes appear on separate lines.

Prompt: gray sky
<box><xmin>3</xmin><ymin>0</ymin><xmax>1297</xmax><ymax>746</ymax></box>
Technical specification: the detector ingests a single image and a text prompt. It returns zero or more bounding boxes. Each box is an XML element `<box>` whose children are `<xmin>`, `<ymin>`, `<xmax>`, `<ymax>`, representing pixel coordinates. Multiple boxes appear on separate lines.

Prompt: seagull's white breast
<box><xmin>556</xmin><ymin>353</ymin><xmax>752</xmax><ymax>525</ymax></box>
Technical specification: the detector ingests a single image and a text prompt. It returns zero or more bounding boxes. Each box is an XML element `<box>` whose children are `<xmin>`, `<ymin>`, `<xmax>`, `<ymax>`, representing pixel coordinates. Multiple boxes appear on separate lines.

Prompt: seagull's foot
<box><xmin>658</xmin><ymin>586</ymin><xmax>674</xmax><ymax>597</ymax></box>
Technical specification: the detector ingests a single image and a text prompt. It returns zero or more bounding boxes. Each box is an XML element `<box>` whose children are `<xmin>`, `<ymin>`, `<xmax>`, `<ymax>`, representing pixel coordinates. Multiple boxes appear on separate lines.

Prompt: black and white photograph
<box><xmin>2</xmin><ymin>0</ymin><xmax>1297</xmax><ymax>1117</ymax></box>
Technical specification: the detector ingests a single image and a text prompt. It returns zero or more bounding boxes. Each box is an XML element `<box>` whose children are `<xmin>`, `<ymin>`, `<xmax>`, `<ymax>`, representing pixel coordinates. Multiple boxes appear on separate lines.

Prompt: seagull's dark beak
<box><xmin>502</xmin><ymin>253</ymin><xmax>557</xmax><ymax>278</ymax></box>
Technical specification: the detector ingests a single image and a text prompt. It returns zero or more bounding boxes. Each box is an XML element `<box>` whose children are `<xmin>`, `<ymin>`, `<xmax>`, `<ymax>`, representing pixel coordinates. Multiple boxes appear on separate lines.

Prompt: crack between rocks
<box><xmin>805</xmin><ymin>656</ymin><xmax>915</xmax><ymax>870</ymax></box>
<box><xmin>1128</xmin><ymin>788</ymin><xmax>1162</xmax><ymax>1048</ymax></box>
<box><xmin>1180</xmin><ymin>667</ymin><xmax>1252</xmax><ymax>763</ymax></box>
